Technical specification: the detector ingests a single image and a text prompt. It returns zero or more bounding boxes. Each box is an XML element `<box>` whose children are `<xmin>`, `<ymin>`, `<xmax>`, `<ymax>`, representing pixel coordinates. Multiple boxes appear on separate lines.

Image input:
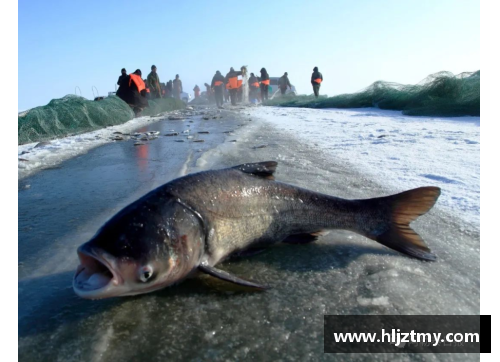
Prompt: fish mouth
<box><xmin>73</xmin><ymin>245</ymin><xmax>123</xmax><ymax>299</ymax></box>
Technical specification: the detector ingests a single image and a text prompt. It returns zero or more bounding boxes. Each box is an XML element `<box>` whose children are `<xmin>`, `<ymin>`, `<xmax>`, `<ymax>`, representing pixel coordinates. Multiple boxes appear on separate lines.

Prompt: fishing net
<box><xmin>18</xmin><ymin>95</ymin><xmax>186</xmax><ymax>145</ymax></box>
<box><xmin>18</xmin><ymin>95</ymin><xmax>134</xmax><ymax>145</ymax></box>
<box><xmin>265</xmin><ymin>71</ymin><xmax>480</xmax><ymax>117</ymax></box>
<box><xmin>142</xmin><ymin>97</ymin><xmax>186</xmax><ymax>116</ymax></box>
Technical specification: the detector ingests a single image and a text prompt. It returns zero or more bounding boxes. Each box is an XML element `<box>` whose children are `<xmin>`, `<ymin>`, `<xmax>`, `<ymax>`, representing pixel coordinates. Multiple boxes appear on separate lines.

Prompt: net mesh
<box><xmin>18</xmin><ymin>95</ymin><xmax>185</xmax><ymax>145</ymax></box>
<box><xmin>265</xmin><ymin>71</ymin><xmax>480</xmax><ymax>117</ymax></box>
<box><xmin>142</xmin><ymin>97</ymin><xmax>186</xmax><ymax>116</ymax></box>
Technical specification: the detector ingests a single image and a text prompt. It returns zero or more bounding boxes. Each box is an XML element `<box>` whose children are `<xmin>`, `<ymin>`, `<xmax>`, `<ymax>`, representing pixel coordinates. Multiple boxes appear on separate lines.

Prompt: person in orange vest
<box><xmin>248</xmin><ymin>72</ymin><xmax>260</xmax><ymax>102</ymax></box>
<box><xmin>225</xmin><ymin>67</ymin><xmax>243</xmax><ymax>105</ymax></box>
<box><xmin>211</xmin><ymin>70</ymin><xmax>225</xmax><ymax>108</ymax></box>
<box><xmin>116</xmin><ymin>69</ymin><xmax>149</xmax><ymax>116</ymax></box>
<box><xmin>173</xmin><ymin>74</ymin><xmax>183</xmax><ymax>100</ymax></box>
<box><xmin>193</xmin><ymin>85</ymin><xmax>200</xmax><ymax>98</ymax></box>
<box><xmin>259</xmin><ymin>68</ymin><xmax>270</xmax><ymax>101</ymax></box>
<box><xmin>311</xmin><ymin>66</ymin><xmax>323</xmax><ymax>98</ymax></box>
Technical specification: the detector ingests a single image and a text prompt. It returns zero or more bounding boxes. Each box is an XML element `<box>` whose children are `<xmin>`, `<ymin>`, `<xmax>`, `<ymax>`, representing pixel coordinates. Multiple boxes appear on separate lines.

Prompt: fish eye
<box><xmin>139</xmin><ymin>266</ymin><xmax>153</xmax><ymax>282</ymax></box>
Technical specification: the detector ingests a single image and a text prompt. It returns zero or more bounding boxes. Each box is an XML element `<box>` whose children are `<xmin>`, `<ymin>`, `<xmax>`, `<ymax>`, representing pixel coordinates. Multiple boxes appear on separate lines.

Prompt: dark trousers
<box><xmin>214</xmin><ymin>87</ymin><xmax>223</xmax><ymax>107</ymax></box>
<box><xmin>229</xmin><ymin>89</ymin><xmax>238</xmax><ymax>105</ymax></box>
<box><xmin>260</xmin><ymin>84</ymin><xmax>269</xmax><ymax>101</ymax></box>
<box><xmin>280</xmin><ymin>87</ymin><xmax>287</xmax><ymax>95</ymax></box>
<box><xmin>313</xmin><ymin>84</ymin><xmax>320</xmax><ymax>97</ymax></box>
<box><xmin>249</xmin><ymin>87</ymin><xmax>258</xmax><ymax>100</ymax></box>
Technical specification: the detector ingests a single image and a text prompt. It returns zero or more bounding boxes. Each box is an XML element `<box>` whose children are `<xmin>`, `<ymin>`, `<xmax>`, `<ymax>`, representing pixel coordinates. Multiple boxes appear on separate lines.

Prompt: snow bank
<box><xmin>249</xmin><ymin>107</ymin><xmax>480</xmax><ymax>229</ymax></box>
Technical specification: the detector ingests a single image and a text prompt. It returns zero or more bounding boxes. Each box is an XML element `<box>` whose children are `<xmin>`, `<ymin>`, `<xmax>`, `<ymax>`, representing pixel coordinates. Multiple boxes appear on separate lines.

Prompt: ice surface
<box><xmin>18</xmin><ymin>114</ymin><xmax>163</xmax><ymax>179</ymax></box>
<box><xmin>18</xmin><ymin>106</ymin><xmax>479</xmax><ymax>362</ymax></box>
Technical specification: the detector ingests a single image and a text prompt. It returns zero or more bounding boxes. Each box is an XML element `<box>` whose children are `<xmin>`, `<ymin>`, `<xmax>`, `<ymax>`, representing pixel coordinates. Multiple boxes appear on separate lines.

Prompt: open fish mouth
<box><xmin>73</xmin><ymin>245</ymin><xmax>122</xmax><ymax>299</ymax></box>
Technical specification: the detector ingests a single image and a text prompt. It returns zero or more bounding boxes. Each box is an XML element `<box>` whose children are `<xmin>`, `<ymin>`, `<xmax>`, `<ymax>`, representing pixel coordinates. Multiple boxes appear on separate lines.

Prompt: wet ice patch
<box><xmin>18</xmin><ymin>113</ymin><xmax>178</xmax><ymax>179</ymax></box>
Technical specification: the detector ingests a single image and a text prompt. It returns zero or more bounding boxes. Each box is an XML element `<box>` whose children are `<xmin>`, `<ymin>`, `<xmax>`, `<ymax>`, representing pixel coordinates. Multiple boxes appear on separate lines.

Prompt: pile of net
<box><xmin>141</xmin><ymin>97</ymin><xmax>185</xmax><ymax>116</ymax></box>
<box><xmin>18</xmin><ymin>95</ymin><xmax>134</xmax><ymax>145</ymax></box>
<box><xmin>18</xmin><ymin>95</ymin><xmax>185</xmax><ymax>145</ymax></box>
<box><xmin>265</xmin><ymin>71</ymin><xmax>479</xmax><ymax>117</ymax></box>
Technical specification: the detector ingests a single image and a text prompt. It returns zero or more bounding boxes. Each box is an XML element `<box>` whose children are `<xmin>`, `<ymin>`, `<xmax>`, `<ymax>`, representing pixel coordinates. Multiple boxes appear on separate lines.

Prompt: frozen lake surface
<box><xmin>18</xmin><ymin>106</ymin><xmax>479</xmax><ymax>361</ymax></box>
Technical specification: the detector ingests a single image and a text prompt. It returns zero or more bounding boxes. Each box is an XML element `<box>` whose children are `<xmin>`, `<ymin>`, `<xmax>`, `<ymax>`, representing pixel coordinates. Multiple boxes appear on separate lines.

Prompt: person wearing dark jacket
<box><xmin>193</xmin><ymin>85</ymin><xmax>201</xmax><ymax>98</ymax></box>
<box><xmin>225</xmin><ymin>67</ymin><xmax>243</xmax><ymax>105</ymax></box>
<box><xmin>116</xmin><ymin>69</ymin><xmax>149</xmax><ymax>116</ymax></box>
<box><xmin>211</xmin><ymin>70</ymin><xmax>225</xmax><ymax>108</ymax></box>
<box><xmin>147</xmin><ymin>65</ymin><xmax>162</xmax><ymax>99</ymax></box>
<box><xmin>117</xmin><ymin>68</ymin><xmax>127</xmax><ymax>87</ymax></box>
<box><xmin>311</xmin><ymin>66</ymin><xmax>323</xmax><ymax>97</ymax></box>
<box><xmin>259</xmin><ymin>68</ymin><xmax>270</xmax><ymax>101</ymax></box>
<box><xmin>248</xmin><ymin>72</ymin><xmax>260</xmax><ymax>102</ymax></box>
<box><xmin>204</xmin><ymin>83</ymin><xmax>213</xmax><ymax>103</ymax></box>
<box><xmin>166</xmin><ymin>80</ymin><xmax>173</xmax><ymax>98</ymax></box>
<box><xmin>173</xmin><ymin>74</ymin><xmax>183</xmax><ymax>100</ymax></box>
<box><xmin>278</xmin><ymin>72</ymin><xmax>291</xmax><ymax>95</ymax></box>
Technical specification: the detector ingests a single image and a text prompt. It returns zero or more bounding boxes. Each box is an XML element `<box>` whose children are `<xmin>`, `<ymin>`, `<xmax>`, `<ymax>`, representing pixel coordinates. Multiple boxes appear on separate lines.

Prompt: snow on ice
<box><xmin>248</xmin><ymin>107</ymin><xmax>480</xmax><ymax>230</ymax></box>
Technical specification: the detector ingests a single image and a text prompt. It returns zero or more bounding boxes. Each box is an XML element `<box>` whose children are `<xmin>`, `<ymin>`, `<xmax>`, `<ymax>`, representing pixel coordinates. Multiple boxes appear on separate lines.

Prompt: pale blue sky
<box><xmin>18</xmin><ymin>0</ymin><xmax>479</xmax><ymax>110</ymax></box>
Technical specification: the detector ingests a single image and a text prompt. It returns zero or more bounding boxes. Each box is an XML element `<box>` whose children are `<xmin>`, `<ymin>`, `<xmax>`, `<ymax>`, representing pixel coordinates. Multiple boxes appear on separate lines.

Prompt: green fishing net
<box><xmin>141</xmin><ymin>97</ymin><xmax>185</xmax><ymax>116</ymax></box>
<box><xmin>18</xmin><ymin>95</ymin><xmax>185</xmax><ymax>145</ymax></box>
<box><xmin>265</xmin><ymin>71</ymin><xmax>479</xmax><ymax>117</ymax></box>
<box><xmin>18</xmin><ymin>95</ymin><xmax>134</xmax><ymax>145</ymax></box>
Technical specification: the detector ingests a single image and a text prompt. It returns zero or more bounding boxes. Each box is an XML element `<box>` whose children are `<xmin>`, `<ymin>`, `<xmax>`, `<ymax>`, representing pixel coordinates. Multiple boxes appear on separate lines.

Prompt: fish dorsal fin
<box><xmin>198</xmin><ymin>264</ymin><xmax>268</xmax><ymax>290</ymax></box>
<box><xmin>233</xmin><ymin>161</ymin><xmax>277</xmax><ymax>180</ymax></box>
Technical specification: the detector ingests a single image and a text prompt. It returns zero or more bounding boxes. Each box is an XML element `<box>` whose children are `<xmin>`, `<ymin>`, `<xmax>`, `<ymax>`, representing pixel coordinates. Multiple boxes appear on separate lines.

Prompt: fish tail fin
<box><xmin>366</xmin><ymin>187</ymin><xmax>441</xmax><ymax>261</ymax></box>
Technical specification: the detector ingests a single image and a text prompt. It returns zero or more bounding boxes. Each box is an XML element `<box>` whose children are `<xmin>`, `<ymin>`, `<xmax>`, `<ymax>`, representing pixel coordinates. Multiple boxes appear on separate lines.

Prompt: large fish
<box><xmin>73</xmin><ymin>162</ymin><xmax>440</xmax><ymax>299</ymax></box>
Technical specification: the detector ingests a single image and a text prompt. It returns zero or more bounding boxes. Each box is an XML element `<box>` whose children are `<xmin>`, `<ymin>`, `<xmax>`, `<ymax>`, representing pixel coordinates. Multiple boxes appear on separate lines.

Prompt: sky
<box><xmin>18</xmin><ymin>0</ymin><xmax>479</xmax><ymax>111</ymax></box>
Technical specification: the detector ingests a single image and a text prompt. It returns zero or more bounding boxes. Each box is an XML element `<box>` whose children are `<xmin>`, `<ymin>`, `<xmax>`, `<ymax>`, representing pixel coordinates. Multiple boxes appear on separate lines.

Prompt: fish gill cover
<box><xmin>18</xmin><ymin>95</ymin><xmax>185</xmax><ymax>145</ymax></box>
<box><xmin>266</xmin><ymin>71</ymin><xmax>480</xmax><ymax>117</ymax></box>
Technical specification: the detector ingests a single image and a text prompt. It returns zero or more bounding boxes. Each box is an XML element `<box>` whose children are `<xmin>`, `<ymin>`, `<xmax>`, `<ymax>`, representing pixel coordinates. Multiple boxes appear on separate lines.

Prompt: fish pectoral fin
<box><xmin>198</xmin><ymin>265</ymin><xmax>269</xmax><ymax>290</ymax></box>
<box><xmin>233</xmin><ymin>161</ymin><xmax>277</xmax><ymax>180</ymax></box>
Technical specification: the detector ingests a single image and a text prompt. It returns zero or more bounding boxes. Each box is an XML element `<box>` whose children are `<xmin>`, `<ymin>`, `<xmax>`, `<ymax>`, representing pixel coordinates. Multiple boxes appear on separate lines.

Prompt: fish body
<box><xmin>73</xmin><ymin>162</ymin><xmax>440</xmax><ymax>299</ymax></box>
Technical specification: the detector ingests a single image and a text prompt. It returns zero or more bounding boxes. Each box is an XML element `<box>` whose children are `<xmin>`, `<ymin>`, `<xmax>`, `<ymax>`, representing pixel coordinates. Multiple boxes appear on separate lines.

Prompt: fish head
<box><xmin>73</xmin><ymin>197</ymin><xmax>205</xmax><ymax>299</ymax></box>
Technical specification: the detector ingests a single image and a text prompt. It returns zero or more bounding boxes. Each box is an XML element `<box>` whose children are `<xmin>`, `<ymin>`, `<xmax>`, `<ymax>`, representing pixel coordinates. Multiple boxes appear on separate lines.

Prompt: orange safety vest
<box><xmin>251</xmin><ymin>82</ymin><xmax>259</xmax><ymax>88</ymax></box>
<box><xmin>261</xmin><ymin>79</ymin><xmax>270</xmax><ymax>85</ymax></box>
<box><xmin>227</xmin><ymin>77</ymin><xmax>238</xmax><ymax>89</ymax></box>
<box><xmin>129</xmin><ymin>74</ymin><xmax>146</xmax><ymax>92</ymax></box>
<box><xmin>214</xmin><ymin>81</ymin><xmax>223</xmax><ymax>86</ymax></box>
<box><xmin>237</xmin><ymin>79</ymin><xmax>242</xmax><ymax>88</ymax></box>
<box><xmin>314</xmin><ymin>78</ymin><xmax>322</xmax><ymax>84</ymax></box>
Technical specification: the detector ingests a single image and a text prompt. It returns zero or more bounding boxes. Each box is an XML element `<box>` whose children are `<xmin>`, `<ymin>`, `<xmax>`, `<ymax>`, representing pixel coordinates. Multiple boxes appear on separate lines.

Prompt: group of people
<box><xmin>116</xmin><ymin>66</ymin><xmax>185</xmax><ymax>115</ymax></box>
<box><xmin>116</xmin><ymin>64</ymin><xmax>324</xmax><ymax>114</ymax></box>
<box><xmin>209</xmin><ymin>66</ymin><xmax>323</xmax><ymax>108</ymax></box>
